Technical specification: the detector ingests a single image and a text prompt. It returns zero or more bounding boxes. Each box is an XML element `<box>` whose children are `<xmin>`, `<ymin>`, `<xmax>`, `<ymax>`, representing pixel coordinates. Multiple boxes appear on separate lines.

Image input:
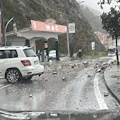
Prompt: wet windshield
<box><xmin>0</xmin><ymin>0</ymin><xmax>120</xmax><ymax>119</ymax></box>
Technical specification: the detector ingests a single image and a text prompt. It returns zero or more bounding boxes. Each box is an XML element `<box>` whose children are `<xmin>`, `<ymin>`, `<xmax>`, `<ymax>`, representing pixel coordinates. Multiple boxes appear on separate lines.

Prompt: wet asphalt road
<box><xmin>0</xmin><ymin>57</ymin><xmax>119</xmax><ymax>112</ymax></box>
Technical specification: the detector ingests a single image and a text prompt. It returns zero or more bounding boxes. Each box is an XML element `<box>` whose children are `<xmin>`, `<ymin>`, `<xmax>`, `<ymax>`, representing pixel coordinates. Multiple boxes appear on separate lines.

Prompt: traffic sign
<box><xmin>68</xmin><ymin>23</ymin><xmax>75</xmax><ymax>33</ymax></box>
<box><xmin>91</xmin><ymin>42</ymin><xmax>95</xmax><ymax>50</ymax></box>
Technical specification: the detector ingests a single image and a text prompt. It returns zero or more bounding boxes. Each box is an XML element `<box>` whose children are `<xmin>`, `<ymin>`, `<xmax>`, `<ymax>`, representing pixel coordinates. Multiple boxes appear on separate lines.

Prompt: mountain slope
<box><xmin>81</xmin><ymin>5</ymin><xmax>106</xmax><ymax>33</ymax></box>
<box><xmin>2</xmin><ymin>0</ymin><xmax>105</xmax><ymax>56</ymax></box>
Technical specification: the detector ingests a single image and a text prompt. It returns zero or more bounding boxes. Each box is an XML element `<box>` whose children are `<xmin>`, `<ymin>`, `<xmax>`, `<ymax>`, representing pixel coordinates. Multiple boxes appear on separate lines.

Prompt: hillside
<box><xmin>1</xmin><ymin>0</ymin><xmax>105</xmax><ymax>56</ymax></box>
<box><xmin>81</xmin><ymin>5</ymin><xmax>106</xmax><ymax>33</ymax></box>
<box><xmin>88</xmin><ymin>7</ymin><xmax>101</xmax><ymax>16</ymax></box>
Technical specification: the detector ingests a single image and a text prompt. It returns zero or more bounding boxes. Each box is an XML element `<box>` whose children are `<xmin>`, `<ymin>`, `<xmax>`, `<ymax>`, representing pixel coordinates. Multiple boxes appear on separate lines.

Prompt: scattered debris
<box><xmin>82</xmin><ymin>61</ymin><xmax>89</xmax><ymax>68</ymax></box>
<box><xmin>88</xmin><ymin>75</ymin><xmax>91</xmax><ymax>78</ymax></box>
<box><xmin>97</xmin><ymin>69</ymin><xmax>101</xmax><ymax>72</ymax></box>
<box><xmin>71</xmin><ymin>64</ymin><xmax>75</xmax><ymax>68</ymax></box>
<box><xmin>49</xmin><ymin>91</ymin><xmax>52</xmax><ymax>93</ymax></box>
<box><xmin>101</xmin><ymin>66</ymin><xmax>106</xmax><ymax>70</ymax></box>
<box><xmin>45</xmin><ymin>79</ymin><xmax>48</xmax><ymax>82</ymax></box>
<box><xmin>108</xmin><ymin>60</ymin><xmax>114</xmax><ymax>65</ymax></box>
<box><xmin>29</xmin><ymin>94</ymin><xmax>33</xmax><ymax>98</ymax></box>
<box><xmin>62</xmin><ymin>77</ymin><xmax>67</xmax><ymax>81</ymax></box>
<box><xmin>96</xmin><ymin>65</ymin><xmax>101</xmax><ymax>68</ymax></box>
<box><xmin>115</xmin><ymin>104</ymin><xmax>118</xmax><ymax>106</ymax></box>
<box><xmin>104</xmin><ymin>92</ymin><xmax>109</xmax><ymax>97</ymax></box>
<box><xmin>102</xmin><ymin>62</ymin><xmax>107</xmax><ymax>66</ymax></box>
<box><xmin>74</xmin><ymin>64</ymin><xmax>77</xmax><ymax>67</ymax></box>
<box><xmin>58</xmin><ymin>66</ymin><xmax>62</xmax><ymax>70</ymax></box>
<box><xmin>49</xmin><ymin>60</ymin><xmax>53</xmax><ymax>66</ymax></box>
<box><xmin>52</xmin><ymin>72</ymin><xmax>57</xmax><ymax>74</ymax></box>
<box><xmin>94</xmin><ymin>65</ymin><xmax>97</xmax><ymax>69</ymax></box>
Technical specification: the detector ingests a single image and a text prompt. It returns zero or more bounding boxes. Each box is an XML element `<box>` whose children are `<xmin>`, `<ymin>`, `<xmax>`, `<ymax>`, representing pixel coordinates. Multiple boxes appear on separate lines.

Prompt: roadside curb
<box><xmin>103</xmin><ymin>67</ymin><xmax>120</xmax><ymax>105</ymax></box>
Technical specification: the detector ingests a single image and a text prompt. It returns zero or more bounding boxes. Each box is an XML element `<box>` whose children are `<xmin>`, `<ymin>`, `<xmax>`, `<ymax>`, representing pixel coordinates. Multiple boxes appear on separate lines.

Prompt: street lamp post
<box><xmin>5</xmin><ymin>17</ymin><xmax>14</xmax><ymax>46</ymax></box>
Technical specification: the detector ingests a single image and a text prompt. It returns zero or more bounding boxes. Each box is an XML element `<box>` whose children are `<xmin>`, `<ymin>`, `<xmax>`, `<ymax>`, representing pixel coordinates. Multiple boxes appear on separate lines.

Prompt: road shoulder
<box><xmin>104</xmin><ymin>65</ymin><xmax>120</xmax><ymax>104</ymax></box>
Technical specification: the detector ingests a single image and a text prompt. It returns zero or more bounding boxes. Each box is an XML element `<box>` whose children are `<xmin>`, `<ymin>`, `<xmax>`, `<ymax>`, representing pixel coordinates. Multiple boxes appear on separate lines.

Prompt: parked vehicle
<box><xmin>49</xmin><ymin>50</ymin><xmax>56</xmax><ymax>60</ymax></box>
<box><xmin>0</xmin><ymin>46</ymin><xmax>44</xmax><ymax>83</ymax></box>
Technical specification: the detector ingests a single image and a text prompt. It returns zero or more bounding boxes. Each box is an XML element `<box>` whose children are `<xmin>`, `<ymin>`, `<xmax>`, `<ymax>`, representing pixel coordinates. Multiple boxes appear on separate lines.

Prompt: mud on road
<box><xmin>0</xmin><ymin>58</ymin><xmax>119</xmax><ymax>111</ymax></box>
<box><xmin>33</xmin><ymin>62</ymin><xmax>85</xmax><ymax>110</ymax></box>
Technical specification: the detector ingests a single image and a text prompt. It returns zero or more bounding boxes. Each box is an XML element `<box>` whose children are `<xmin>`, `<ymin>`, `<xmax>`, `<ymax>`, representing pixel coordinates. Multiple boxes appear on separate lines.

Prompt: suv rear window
<box><xmin>0</xmin><ymin>50</ymin><xmax>18</xmax><ymax>59</ymax></box>
<box><xmin>24</xmin><ymin>48</ymin><xmax>36</xmax><ymax>57</ymax></box>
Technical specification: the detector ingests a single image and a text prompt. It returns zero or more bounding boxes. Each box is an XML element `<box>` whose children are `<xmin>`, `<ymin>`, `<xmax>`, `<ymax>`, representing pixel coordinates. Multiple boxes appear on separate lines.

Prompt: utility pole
<box><xmin>0</xmin><ymin>0</ymin><xmax>5</xmax><ymax>46</ymax></box>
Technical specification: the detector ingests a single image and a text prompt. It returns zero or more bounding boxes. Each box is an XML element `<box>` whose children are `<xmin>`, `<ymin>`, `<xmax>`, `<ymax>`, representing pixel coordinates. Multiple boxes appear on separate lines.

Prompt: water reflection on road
<box><xmin>0</xmin><ymin>80</ymin><xmax>46</xmax><ymax>111</ymax></box>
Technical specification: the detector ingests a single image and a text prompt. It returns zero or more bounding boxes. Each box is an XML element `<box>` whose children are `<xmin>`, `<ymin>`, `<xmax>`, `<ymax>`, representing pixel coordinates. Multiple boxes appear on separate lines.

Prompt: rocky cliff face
<box><xmin>2</xmin><ymin>0</ymin><xmax>105</xmax><ymax>56</ymax></box>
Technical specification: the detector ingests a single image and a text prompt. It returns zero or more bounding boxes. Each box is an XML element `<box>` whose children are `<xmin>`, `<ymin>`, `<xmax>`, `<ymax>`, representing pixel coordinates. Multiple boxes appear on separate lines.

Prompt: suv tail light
<box><xmin>21</xmin><ymin>60</ymin><xmax>31</xmax><ymax>66</ymax></box>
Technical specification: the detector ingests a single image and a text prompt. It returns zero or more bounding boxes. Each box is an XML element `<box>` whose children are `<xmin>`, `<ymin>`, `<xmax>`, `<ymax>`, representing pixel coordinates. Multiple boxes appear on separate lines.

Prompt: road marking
<box><xmin>0</xmin><ymin>84</ymin><xmax>12</xmax><ymax>90</ymax></box>
<box><xmin>94</xmin><ymin>73</ymin><xmax>108</xmax><ymax>110</ymax></box>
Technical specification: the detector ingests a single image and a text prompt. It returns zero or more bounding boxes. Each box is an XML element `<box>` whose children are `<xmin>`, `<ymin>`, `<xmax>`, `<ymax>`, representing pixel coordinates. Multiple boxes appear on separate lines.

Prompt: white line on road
<box><xmin>94</xmin><ymin>73</ymin><xmax>108</xmax><ymax>110</ymax></box>
<box><xmin>0</xmin><ymin>84</ymin><xmax>12</xmax><ymax>90</ymax></box>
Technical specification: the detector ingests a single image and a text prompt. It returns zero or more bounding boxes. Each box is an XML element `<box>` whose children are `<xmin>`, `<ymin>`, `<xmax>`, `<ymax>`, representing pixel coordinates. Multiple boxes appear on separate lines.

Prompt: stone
<box><xmin>82</xmin><ymin>61</ymin><xmax>89</xmax><ymax>68</ymax></box>
<box><xmin>101</xmin><ymin>66</ymin><xmax>106</xmax><ymax>70</ymax></box>
<box><xmin>58</xmin><ymin>66</ymin><xmax>62</xmax><ymax>70</ymax></box>
<box><xmin>104</xmin><ymin>92</ymin><xmax>109</xmax><ymax>97</ymax></box>
<box><xmin>62</xmin><ymin>77</ymin><xmax>67</xmax><ymax>81</ymax></box>
<box><xmin>71</xmin><ymin>65</ymin><xmax>74</xmax><ymax>68</ymax></box>
<box><xmin>88</xmin><ymin>75</ymin><xmax>91</xmax><ymax>78</ymax></box>
<box><xmin>52</xmin><ymin>72</ymin><xmax>57</xmax><ymax>74</ymax></box>
<box><xmin>45</xmin><ymin>79</ymin><xmax>48</xmax><ymax>82</ymax></box>
<box><xmin>97</xmin><ymin>69</ymin><xmax>101</xmax><ymax>72</ymax></box>
<box><xmin>49</xmin><ymin>60</ymin><xmax>53</xmax><ymax>66</ymax></box>
<box><xmin>29</xmin><ymin>94</ymin><xmax>33</xmax><ymax>98</ymax></box>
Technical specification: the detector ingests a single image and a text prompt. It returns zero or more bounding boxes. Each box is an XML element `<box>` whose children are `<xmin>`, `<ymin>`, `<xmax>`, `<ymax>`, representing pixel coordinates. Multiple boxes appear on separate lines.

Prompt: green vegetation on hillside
<box><xmin>1</xmin><ymin>0</ymin><xmax>106</xmax><ymax>56</ymax></box>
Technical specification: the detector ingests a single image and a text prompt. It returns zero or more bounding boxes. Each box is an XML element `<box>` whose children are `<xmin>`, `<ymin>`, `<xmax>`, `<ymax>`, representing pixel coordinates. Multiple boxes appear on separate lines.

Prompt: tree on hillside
<box><xmin>98</xmin><ymin>0</ymin><xmax>120</xmax><ymax>8</ymax></box>
<box><xmin>99</xmin><ymin>0</ymin><xmax>119</xmax><ymax>4</ymax></box>
<box><xmin>101</xmin><ymin>7</ymin><xmax>120</xmax><ymax>65</ymax></box>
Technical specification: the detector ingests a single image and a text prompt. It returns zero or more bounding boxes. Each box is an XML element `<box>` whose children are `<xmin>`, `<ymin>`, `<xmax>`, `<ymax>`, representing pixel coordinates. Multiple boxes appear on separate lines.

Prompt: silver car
<box><xmin>49</xmin><ymin>50</ymin><xmax>56</xmax><ymax>60</ymax></box>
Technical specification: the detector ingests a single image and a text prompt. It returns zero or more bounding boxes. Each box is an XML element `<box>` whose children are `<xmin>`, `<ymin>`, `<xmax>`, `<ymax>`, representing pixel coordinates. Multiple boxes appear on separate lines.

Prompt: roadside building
<box><xmin>95</xmin><ymin>31</ymin><xmax>113</xmax><ymax>49</ymax></box>
<box><xmin>0</xmin><ymin>20</ymin><xmax>67</xmax><ymax>61</ymax></box>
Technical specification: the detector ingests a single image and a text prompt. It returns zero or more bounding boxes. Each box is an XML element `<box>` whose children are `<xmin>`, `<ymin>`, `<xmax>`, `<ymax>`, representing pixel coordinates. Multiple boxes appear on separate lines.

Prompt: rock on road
<box><xmin>0</xmin><ymin>57</ymin><xmax>119</xmax><ymax>111</ymax></box>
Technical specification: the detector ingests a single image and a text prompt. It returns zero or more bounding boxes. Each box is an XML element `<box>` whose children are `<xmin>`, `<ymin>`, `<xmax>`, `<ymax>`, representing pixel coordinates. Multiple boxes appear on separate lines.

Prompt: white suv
<box><xmin>0</xmin><ymin>46</ymin><xmax>44</xmax><ymax>83</ymax></box>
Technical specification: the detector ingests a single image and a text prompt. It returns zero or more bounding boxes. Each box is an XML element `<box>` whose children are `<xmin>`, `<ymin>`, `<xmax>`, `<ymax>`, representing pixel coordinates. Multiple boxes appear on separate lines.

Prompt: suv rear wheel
<box><xmin>6</xmin><ymin>69</ymin><xmax>21</xmax><ymax>83</ymax></box>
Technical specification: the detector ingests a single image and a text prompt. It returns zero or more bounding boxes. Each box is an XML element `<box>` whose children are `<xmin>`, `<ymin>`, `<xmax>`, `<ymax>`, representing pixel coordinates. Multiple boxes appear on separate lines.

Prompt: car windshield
<box><xmin>49</xmin><ymin>50</ymin><xmax>56</xmax><ymax>54</ymax></box>
<box><xmin>0</xmin><ymin>0</ymin><xmax>120</xmax><ymax>119</ymax></box>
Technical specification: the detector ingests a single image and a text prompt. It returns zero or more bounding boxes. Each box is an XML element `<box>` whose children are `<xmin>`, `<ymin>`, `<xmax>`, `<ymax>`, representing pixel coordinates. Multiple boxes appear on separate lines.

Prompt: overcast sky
<box><xmin>77</xmin><ymin>0</ymin><xmax>117</xmax><ymax>13</ymax></box>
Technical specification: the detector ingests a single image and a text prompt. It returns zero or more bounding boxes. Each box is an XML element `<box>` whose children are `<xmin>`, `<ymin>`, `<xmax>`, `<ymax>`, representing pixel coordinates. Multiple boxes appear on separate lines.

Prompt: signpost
<box><xmin>91</xmin><ymin>42</ymin><xmax>95</xmax><ymax>56</ymax></box>
<box><xmin>67</xmin><ymin>23</ymin><xmax>75</xmax><ymax>57</ymax></box>
<box><xmin>91</xmin><ymin>42</ymin><xmax>95</xmax><ymax>50</ymax></box>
